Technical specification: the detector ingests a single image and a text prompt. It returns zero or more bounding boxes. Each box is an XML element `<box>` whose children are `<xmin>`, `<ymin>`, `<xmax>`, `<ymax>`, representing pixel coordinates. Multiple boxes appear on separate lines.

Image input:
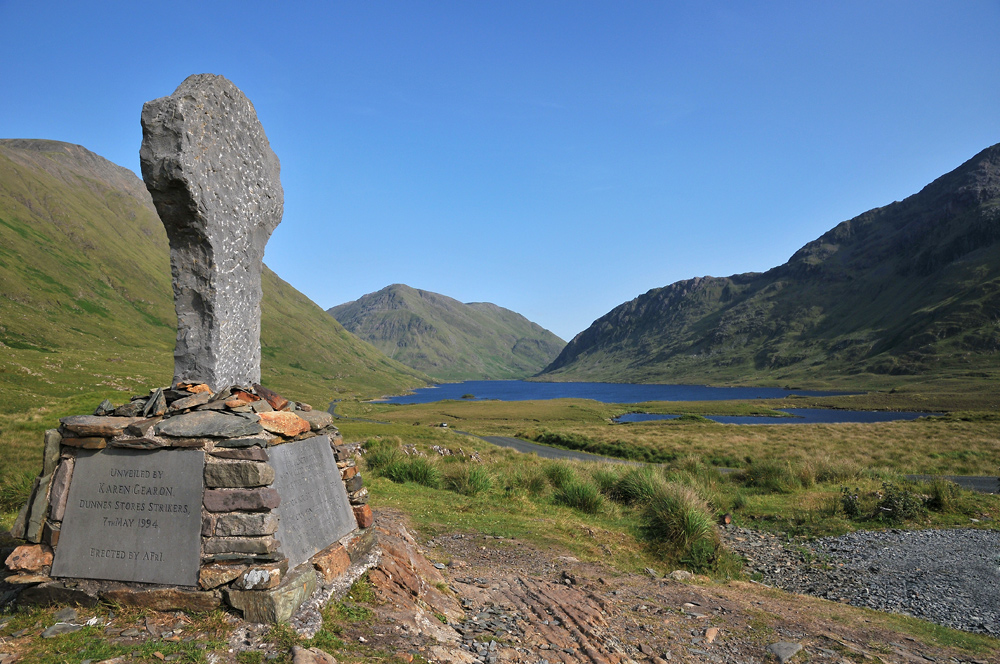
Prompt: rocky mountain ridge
<box><xmin>541</xmin><ymin>143</ymin><xmax>1000</xmax><ymax>386</ymax></box>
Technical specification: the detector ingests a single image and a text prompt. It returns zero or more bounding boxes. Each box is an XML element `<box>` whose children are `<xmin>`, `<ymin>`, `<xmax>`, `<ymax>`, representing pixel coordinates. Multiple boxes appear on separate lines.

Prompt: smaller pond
<box><xmin>616</xmin><ymin>408</ymin><xmax>940</xmax><ymax>425</ymax></box>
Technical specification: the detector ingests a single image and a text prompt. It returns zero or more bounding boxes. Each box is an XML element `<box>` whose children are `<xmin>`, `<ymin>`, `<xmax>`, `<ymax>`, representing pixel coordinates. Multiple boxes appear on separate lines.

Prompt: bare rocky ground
<box><xmin>2</xmin><ymin>510</ymin><xmax>997</xmax><ymax>664</ymax></box>
<box><xmin>340</xmin><ymin>510</ymin><xmax>998</xmax><ymax>664</ymax></box>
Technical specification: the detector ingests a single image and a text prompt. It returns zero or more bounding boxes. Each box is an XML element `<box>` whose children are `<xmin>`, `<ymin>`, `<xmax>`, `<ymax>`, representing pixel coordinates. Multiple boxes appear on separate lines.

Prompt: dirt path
<box><xmin>358</xmin><ymin>509</ymin><xmax>998</xmax><ymax>664</ymax></box>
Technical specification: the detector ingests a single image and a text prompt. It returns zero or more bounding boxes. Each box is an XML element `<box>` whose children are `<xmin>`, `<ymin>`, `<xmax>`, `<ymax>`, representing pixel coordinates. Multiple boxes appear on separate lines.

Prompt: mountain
<box><xmin>328</xmin><ymin>284</ymin><xmax>565</xmax><ymax>381</ymax></box>
<box><xmin>541</xmin><ymin>143</ymin><xmax>1000</xmax><ymax>386</ymax></box>
<box><xmin>0</xmin><ymin>139</ymin><xmax>429</xmax><ymax>413</ymax></box>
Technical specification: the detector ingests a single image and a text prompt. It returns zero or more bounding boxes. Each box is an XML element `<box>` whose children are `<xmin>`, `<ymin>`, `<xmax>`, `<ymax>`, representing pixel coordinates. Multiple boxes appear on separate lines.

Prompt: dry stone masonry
<box><xmin>7</xmin><ymin>383</ymin><xmax>374</xmax><ymax>621</ymax></box>
<box><xmin>139</xmin><ymin>73</ymin><xmax>283</xmax><ymax>391</ymax></box>
<box><xmin>5</xmin><ymin>75</ymin><xmax>376</xmax><ymax>623</ymax></box>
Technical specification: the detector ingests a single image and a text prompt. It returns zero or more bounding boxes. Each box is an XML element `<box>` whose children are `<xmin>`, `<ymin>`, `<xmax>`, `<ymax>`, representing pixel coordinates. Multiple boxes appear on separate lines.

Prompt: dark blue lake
<box><xmin>616</xmin><ymin>409</ymin><xmax>939</xmax><ymax>425</ymax></box>
<box><xmin>380</xmin><ymin>380</ymin><xmax>849</xmax><ymax>405</ymax></box>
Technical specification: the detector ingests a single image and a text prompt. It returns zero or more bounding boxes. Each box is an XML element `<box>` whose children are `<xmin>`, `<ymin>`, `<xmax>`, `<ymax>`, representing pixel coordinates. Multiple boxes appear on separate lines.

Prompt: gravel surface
<box><xmin>725</xmin><ymin>527</ymin><xmax>1000</xmax><ymax>636</ymax></box>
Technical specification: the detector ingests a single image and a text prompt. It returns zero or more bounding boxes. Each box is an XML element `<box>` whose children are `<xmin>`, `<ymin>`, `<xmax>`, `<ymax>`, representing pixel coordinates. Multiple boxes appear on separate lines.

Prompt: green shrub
<box><xmin>362</xmin><ymin>437</ymin><xmax>402</xmax><ymax>475</ymax></box>
<box><xmin>384</xmin><ymin>457</ymin><xmax>442</xmax><ymax>489</ymax></box>
<box><xmin>640</xmin><ymin>483</ymin><xmax>718</xmax><ymax>559</ymax></box>
<box><xmin>925</xmin><ymin>479</ymin><xmax>961</xmax><ymax>512</ymax></box>
<box><xmin>554</xmin><ymin>479</ymin><xmax>604</xmax><ymax>514</ymax></box>
<box><xmin>544</xmin><ymin>462</ymin><xmax>577</xmax><ymax>490</ymax></box>
<box><xmin>738</xmin><ymin>459</ymin><xmax>801</xmax><ymax>493</ymax></box>
<box><xmin>840</xmin><ymin>486</ymin><xmax>862</xmax><ymax>518</ymax></box>
<box><xmin>590</xmin><ymin>465</ymin><xmax>624</xmax><ymax>496</ymax></box>
<box><xmin>446</xmin><ymin>464</ymin><xmax>493</xmax><ymax>496</ymax></box>
<box><xmin>612</xmin><ymin>466</ymin><xmax>666</xmax><ymax>505</ymax></box>
<box><xmin>875</xmin><ymin>482</ymin><xmax>924</xmax><ymax>523</ymax></box>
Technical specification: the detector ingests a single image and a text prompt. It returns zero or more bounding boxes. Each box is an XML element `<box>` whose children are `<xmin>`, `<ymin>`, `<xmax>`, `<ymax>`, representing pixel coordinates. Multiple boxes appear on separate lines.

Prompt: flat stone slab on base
<box><xmin>227</xmin><ymin>564</ymin><xmax>318</xmax><ymax>623</ymax></box>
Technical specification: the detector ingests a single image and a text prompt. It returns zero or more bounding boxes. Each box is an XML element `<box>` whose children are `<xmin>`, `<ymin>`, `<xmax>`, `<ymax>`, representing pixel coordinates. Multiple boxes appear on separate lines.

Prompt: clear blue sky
<box><xmin>2</xmin><ymin>1</ymin><xmax>998</xmax><ymax>341</ymax></box>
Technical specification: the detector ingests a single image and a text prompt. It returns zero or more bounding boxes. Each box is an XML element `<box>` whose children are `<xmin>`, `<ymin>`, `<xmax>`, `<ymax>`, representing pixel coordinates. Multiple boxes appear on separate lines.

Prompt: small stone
<box><xmin>253</xmin><ymin>384</ymin><xmax>289</xmax><ymax>411</ymax></box>
<box><xmin>49</xmin><ymin>458</ymin><xmax>75</xmax><ymax>522</ymax></box>
<box><xmin>258</xmin><ymin>411</ymin><xmax>310</xmax><ymax>437</ymax></box>
<box><xmin>312</xmin><ymin>544</ymin><xmax>351</xmax><ymax>583</ymax></box>
<box><xmin>5</xmin><ymin>544</ymin><xmax>53</xmax><ymax>572</ymax></box>
<box><xmin>226</xmin><ymin>565</ymin><xmax>317</xmax><ymax>623</ymax></box>
<box><xmin>113</xmin><ymin>400</ymin><xmax>148</xmax><ymax>417</ymax></box>
<box><xmin>204</xmin><ymin>461</ymin><xmax>275</xmax><ymax>488</ymax></box>
<box><xmin>53</xmin><ymin>607</ymin><xmax>77</xmax><ymax>622</ymax></box>
<box><xmin>59</xmin><ymin>436</ymin><xmax>107</xmax><ymax>449</ymax></box>
<box><xmin>156</xmin><ymin>411</ymin><xmax>264</xmax><ymax>438</ymax></box>
<box><xmin>297</xmin><ymin>402</ymin><xmax>313</xmax><ymax>412</ymax></box>
<box><xmin>251</xmin><ymin>399</ymin><xmax>274</xmax><ymax>413</ymax></box>
<box><xmin>199</xmin><ymin>563</ymin><xmax>246</xmax><ymax>589</ymax></box>
<box><xmin>209</xmin><ymin>447</ymin><xmax>268</xmax><ymax>461</ymax></box>
<box><xmin>94</xmin><ymin>399</ymin><xmax>114</xmax><ymax>416</ymax></box>
<box><xmin>766</xmin><ymin>642</ymin><xmax>803</xmax><ymax>664</ymax></box>
<box><xmin>340</xmin><ymin>466</ymin><xmax>358</xmax><ymax>480</ymax></box>
<box><xmin>291</xmin><ymin>645</ymin><xmax>338</xmax><ymax>664</ymax></box>
<box><xmin>352</xmin><ymin>504</ymin><xmax>373</xmax><ymax>528</ymax></box>
<box><xmin>202</xmin><ymin>536</ymin><xmax>280</xmax><ymax>555</ymax></box>
<box><xmin>183</xmin><ymin>383</ymin><xmax>213</xmax><ymax>394</ymax></box>
<box><xmin>60</xmin><ymin>415</ymin><xmax>139</xmax><ymax>437</ymax></box>
<box><xmin>143</xmin><ymin>388</ymin><xmax>168</xmax><ymax>417</ymax></box>
<box><xmin>18</xmin><ymin>581</ymin><xmax>99</xmax><ymax>607</ymax></box>
<box><xmin>169</xmin><ymin>391</ymin><xmax>213</xmax><ymax>411</ymax></box>
<box><xmin>298</xmin><ymin>410</ymin><xmax>333</xmax><ymax>431</ymax></box>
<box><xmin>668</xmin><ymin>570</ymin><xmax>694</xmax><ymax>581</ymax></box>
<box><xmin>42</xmin><ymin>622</ymin><xmax>82</xmax><ymax>638</ymax></box>
<box><xmin>215</xmin><ymin>436</ymin><xmax>274</xmax><ymax>449</ymax></box>
<box><xmin>704</xmin><ymin>627</ymin><xmax>719</xmax><ymax>643</ymax></box>
<box><xmin>644</xmin><ymin>567</ymin><xmax>658</xmax><ymax>578</ymax></box>
<box><xmin>100</xmin><ymin>587</ymin><xmax>221</xmax><ymax>612</ymax></box>
<box><xmin>232</xmin><ymin>564</ymin><xmax>283</xmax><ymax>590</ymax></box>
<box><xmin>203</xmin><ymin>488</ymin><xmax>280</xmax><ymax>512</ymax></box>
<box><xmin>214</xmin><ymin>512</ymin><xmax>279</xmax><ymax>537</ymax></box>
<box><xmin>126</xmin><ymin>417</ymin><xmax>162</xmax><ymax>438</ymax></box>
<box><xmin>4</xmin><ymin>574</ymin><xmax>52</xmax><ymax>584</ymax></box>
<box><xmin>42</xmin><ymin>429</ymin><xmax>61</xmax><ymax>476</ymax></box>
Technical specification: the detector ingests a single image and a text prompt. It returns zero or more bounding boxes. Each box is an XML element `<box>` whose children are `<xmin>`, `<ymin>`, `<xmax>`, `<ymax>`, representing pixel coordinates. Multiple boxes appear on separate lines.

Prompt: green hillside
<box><xmin>541</xmin><ymin>143</ymin><xmax>1000</xmax><ymax>389</ymax></box>
<box><xmin>329</xmin><ymin>284</ymin><xmax>565</xmax><ymax>380</ymax></box>
<box><xmin>0</xmin><ymin>139</ymin><xmax>429</xmax><ymax>415</ymax></box>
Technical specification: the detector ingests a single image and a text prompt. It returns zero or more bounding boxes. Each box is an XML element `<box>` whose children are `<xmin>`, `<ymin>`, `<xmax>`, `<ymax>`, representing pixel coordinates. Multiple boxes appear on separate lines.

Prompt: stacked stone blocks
<box><xmin>6</xmin><ymin>383</ymin><xmax>374</xmax><ymax>621</ymax></box>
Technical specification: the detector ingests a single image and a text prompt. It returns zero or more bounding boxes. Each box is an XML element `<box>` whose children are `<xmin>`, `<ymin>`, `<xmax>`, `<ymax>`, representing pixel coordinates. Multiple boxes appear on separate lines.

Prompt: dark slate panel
<box><xmin>269</xmin><ymin>435</ymin><xmax>355</xmax><ymax>569</ymax></box>
<box><xmin>51</xmin><ymin>448</ymin><xmax>204</xmax><ymax>585</ymax></box>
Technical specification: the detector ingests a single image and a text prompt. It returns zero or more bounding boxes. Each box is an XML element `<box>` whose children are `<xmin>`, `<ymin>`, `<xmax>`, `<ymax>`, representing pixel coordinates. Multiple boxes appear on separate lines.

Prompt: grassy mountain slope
<box><xmin>329</xmin><ymin>284</ymin><xmax>565</xmax><ymax>380</ymax></box>
<box><xmin>541</xmin><ymin>143</ymin><xmax>1000</xmax><ymax>388</ymax></box>
<box><xmin>0</xmin><ymin>139</ymin><xmax>428</xmax><ymax>414</ymax></box>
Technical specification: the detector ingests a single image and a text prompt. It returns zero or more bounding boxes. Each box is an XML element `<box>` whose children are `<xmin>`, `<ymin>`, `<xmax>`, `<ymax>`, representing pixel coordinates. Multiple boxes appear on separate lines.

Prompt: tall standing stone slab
<box><xmin>51</xmin><ymin>448</ymin><xmax>205</xmax><ymax>586</ymax></box>
<box><xmin>139</xmin><ymin>74</ymin><xmax>283</xmax><ymax>390</ymax></box>
<box><xmin>269</xmin><ymin>435</ymin><xmax>356</xmax><ymax>569</ymax></box>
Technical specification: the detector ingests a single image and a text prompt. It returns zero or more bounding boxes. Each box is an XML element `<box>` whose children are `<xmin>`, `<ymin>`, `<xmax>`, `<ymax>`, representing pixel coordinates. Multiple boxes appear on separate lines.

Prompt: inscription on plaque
<box><xmin>269</xmin><ymin>435</ymin><xmax>355</xmax><ymax>569</ymax></box>
<box><xmin>51</xmin><ymin>448</ymin><xmax>205</xmax><ymax>585</ymax></box>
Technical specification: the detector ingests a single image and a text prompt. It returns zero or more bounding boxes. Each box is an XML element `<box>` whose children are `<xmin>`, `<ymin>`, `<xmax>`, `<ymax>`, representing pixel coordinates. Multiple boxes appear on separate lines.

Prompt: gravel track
<box><xmin>726</xmin><ymin>527</ymin><xmax>1000</xmax><ymax>635</ymax></box>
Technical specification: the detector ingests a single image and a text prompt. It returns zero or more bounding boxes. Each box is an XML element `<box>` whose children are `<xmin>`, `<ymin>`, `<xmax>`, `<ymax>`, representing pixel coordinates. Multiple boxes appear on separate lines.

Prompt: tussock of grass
<box><xmin>554</xmin><ymin>478</ymin><xmax>604</xmax><ymax>514</ymax></box>
<box><xmin>640</xmin><ymin>483</ymin><xmax>719</xmax><ymax>559</ymax></box>
<box><xmin>445</xmin><ymin>464</ymin><xmax>493</xmax><ymax>496</ymax></box>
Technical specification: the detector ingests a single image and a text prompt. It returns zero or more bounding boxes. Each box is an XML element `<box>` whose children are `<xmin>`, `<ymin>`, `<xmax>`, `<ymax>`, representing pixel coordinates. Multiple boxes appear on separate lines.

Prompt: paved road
<box><xmin>462</xmin><ymin>433</ymin><xmax>998</xmax><ymax>494</ymax></box>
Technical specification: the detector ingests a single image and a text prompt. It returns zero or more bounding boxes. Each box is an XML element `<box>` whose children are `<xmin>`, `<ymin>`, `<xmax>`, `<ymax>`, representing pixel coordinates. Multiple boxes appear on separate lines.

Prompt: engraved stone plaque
<box><xmin>269</xmin><ymin>435</ymin><xmax>355</xmax><ymax>569</ymax></box>
<box><xmin>51</xmin><ymin>448</ymin><xmax>205</xmax><ymax>585</ymax></box>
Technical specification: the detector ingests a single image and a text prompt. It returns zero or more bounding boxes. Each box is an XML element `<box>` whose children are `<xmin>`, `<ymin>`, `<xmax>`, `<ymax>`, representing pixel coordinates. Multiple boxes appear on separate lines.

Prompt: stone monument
<box><xmin>7</xmin><ymin>75</ymin><xmax>377</xmax><ymax>623</ymax></box>
<box><xmin>139</xmin><ymin>73</ymin><xmax>283</xmax><ymax>391</ymax></box>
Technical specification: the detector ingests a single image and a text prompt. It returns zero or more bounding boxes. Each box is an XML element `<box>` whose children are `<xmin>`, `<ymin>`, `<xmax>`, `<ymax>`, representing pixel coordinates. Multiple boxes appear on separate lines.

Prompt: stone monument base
<box><xmin>6</xmin><ymin>383</ymin><xmax>376</xmax><ymax>623</ymax></box>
